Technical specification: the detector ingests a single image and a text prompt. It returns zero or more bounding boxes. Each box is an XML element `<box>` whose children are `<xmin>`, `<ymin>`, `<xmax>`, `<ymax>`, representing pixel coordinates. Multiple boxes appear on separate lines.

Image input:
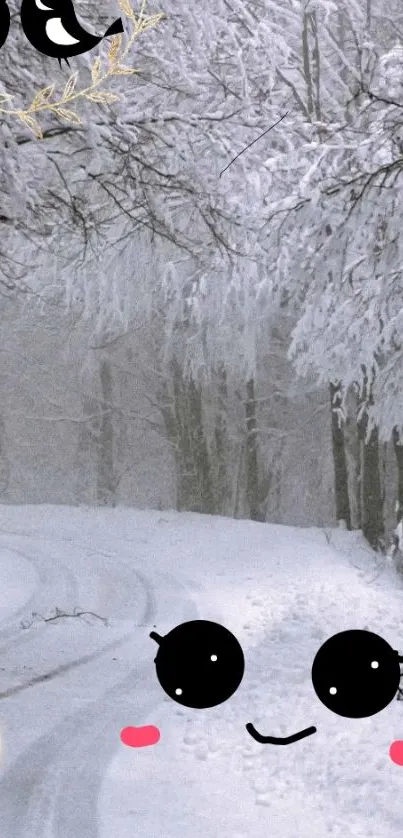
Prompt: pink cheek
<box><xmin>120</xmin><ymin>725</ymin><xmax>161</xmax><ymax>748</ymax></box>
<box><xmin>389</xmin><ymin>740</ymin><xmax>403</xmax><ymax>765</ymax></box>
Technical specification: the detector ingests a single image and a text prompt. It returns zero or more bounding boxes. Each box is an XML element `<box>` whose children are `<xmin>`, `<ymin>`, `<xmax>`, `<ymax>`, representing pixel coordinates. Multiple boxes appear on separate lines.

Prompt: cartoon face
<box><xmin>120</xmin><ymin>623</ymin><xmax>403</xmax><ymax>761</ymax></box>
<box><xmin>146</xmin><ymin>623</ymin><xmax>403</xmax><ymax>750</ymax></box>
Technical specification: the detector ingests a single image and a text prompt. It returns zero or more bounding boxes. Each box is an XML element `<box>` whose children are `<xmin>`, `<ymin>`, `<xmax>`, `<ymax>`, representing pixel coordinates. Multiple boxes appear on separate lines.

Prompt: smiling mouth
<box><xmin>246</xmin><ymin>722</ymin><xmax>317</xmax><ymax>745</ymax></box>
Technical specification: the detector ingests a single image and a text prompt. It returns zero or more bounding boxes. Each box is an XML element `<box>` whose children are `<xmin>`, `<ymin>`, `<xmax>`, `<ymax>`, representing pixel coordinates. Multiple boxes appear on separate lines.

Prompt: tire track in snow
<box><xmin>0</xmin><ymin>542</ymin><xmax>79</xmax><ymax>650</ymax></box>
<box><xmin>0</xmin><ymin>628</ymin><xmax>141</xmax><ymax>701</ymax></box>
<box><xmin>0</xmin><ymin>570</ymin><xmax>199</xmax><ymax>838</ymax></box>
<box><xmin>0</xmin><ymin>539</ymin><xmax>149</xmax><ymax>658</ymax></box>
<box><xmin>50</xmin><ymin>570</ymin><xmax>198</xmax><ymax>838</ymax></box>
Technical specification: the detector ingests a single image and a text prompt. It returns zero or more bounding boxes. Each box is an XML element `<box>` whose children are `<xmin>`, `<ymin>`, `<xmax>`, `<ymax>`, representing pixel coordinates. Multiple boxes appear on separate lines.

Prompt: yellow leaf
<box><xmin>108</xmin><ymin>34</ymin><xmax>122</xmax><ymax>66</ymax></box>
<box><xmin>31</xmin><ymin>84</ymin><xmax>56</xmax><ymax>108</ymax></box>
<box><xmin>112</xmin><ymin>64</ymin><xmax>138</xmax><ymax>75</ymax></box>
<box><xmin>0</xmin><ymin>93</ymin><xmax>13</xmax><ymax>102</ymax></box>
<box><xmin>86</xmin><ymin>91</ymin><xmax>120</xmax><ymax>103</ymax></box>
<box><xmin>55</xmin><ymin>107</ymin><xmax>82</xmax><ymax>124</ymax></box>
<box><xmin>91</xmin><ymin>56</ymin><xmax>102</xmax><ymax>84</ymax></box>
<box><xmin>62</xmin><ymin>71</ymin><xmax>79</xmax><ymax>101</ymax></box>
<box><xmin>138</xmin><ymin>12</ymin><xmax>165</xmax><ymax>31</ymax></box>
<box><xmin>19</xmin><ymin>112</ymin><xmax>43</xmax><ymax>139</ymax></box>
<box><xmin>118</xmin><ymin>0</ymin><xmax>134</xmax><ymax>17</ymax></box>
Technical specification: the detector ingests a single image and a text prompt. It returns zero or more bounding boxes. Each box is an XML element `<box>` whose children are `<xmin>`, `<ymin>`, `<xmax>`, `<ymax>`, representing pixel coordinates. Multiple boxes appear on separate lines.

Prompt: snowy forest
<box><xmin>1</xmin><ymin>0</ymin><xmax>403</xmax><ymax>551</ymax></box>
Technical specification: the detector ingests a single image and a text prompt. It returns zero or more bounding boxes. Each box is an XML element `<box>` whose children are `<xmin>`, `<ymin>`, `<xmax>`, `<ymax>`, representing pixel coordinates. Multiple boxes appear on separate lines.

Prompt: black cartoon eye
<box><xmin>150</xmin><ymin>620</ymin><xmax>245</xmax><ymax>709</ymax></box>
<box><xmin>311</xmin><ymin>629</ymin><xmax>401</xmax><ymax>718</ymax></box>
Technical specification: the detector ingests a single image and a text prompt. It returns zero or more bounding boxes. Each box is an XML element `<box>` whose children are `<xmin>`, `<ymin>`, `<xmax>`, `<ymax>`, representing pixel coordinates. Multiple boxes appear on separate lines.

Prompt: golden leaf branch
<box><xmin>0</xmin><ymin>0</ymin><xmax>164</xmax><ymax>139</ymax></box>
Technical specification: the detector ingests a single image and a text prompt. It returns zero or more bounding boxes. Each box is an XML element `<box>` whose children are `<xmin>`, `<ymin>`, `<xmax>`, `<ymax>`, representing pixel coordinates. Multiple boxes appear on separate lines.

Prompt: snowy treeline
<box><xmin>0</xmin><ymin>0</ymin><xmax>403</xmax><ymax>544</ymax></box>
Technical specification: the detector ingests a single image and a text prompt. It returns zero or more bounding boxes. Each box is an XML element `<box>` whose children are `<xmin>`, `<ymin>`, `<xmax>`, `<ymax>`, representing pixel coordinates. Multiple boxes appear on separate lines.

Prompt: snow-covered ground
<box><xmin>0</xmin><ymin>505</ymin><xmax>403</xmax><ymax>837</ymax></box>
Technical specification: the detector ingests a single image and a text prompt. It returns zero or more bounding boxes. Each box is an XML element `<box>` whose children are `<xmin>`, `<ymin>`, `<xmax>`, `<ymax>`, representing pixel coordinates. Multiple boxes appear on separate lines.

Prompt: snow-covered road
<box><xmin>1</xmin><ymin>506</ymin><xmax>403</xmax><ymax>837</ymax></box>
<box><xmin>0</xmin><ymin>521</ymin><xmax>199</xmax><ymax>837</ymax></box>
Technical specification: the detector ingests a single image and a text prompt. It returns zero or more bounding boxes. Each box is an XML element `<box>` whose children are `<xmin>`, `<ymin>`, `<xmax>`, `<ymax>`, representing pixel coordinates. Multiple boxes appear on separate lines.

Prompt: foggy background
<box><xmin>0</xmin><ymin>0</ymin><xmax>403</xmax><ymax>548</ymax></box>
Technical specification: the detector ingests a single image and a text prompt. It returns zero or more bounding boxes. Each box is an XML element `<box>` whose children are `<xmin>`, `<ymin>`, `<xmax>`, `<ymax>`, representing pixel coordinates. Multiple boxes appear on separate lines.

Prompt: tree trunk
<box><xmin>302</xmin><ymin>12</ymin><xmax>314</xmax><ymax>118</ymax></box>
<box><xmin>344</xmin><ymin>386</ymin><xmax>361</xmax><ymax>528</ymax></box>
<box><xmin>361</xmin><ymin>424</ymin><xmax>384</xmax><ymax>549</ymax></box>
<box><xmin>74</xmin><ymin>394</ymin><xmax>97</xmax><ymax>504</ymax></box>
<box><xmin>214</xmin><ymin>365</ymin><xmax>229</xmax><ymax>515</ymax></box>
<box><xmin>310</xmin><ymin>11</ymin><xmax>321</xmax><ymax>122</ymax></box>
<box><xmin>233</xmin><ymin>441</ymin><xmax>245</xmax><ymax>518</ymax></box>
<box><xmin>0</xmin><ymin>414</ymin><xmax>10</xmax><ymax>497</ymax></box>
<box><xmin>166</xmin><ymin>361</ymin><xmax>215</xmax><ymax>514</ymax></box>
<box><xmin>329</xmin><ymin>382</ymin><xmax>351</xmax><ymax>529</ymax></box>
<box><xmin>96</xmin><ymin>359</ymin><xmax>116</xmax><ymax>506</ymax></box>
<box><xmin>171</xmin><ymin>362</ymin><xmax>193</xmax><ymax>511</ymax></box>
<box><xmin>187</xmin><ymin>376</ymin><xmax>215</xmax><ymax>514</ymax></box>
<box><xmin>244</xmin><ymin>378</ymin><xmax>265</xmax><ymax>522</ymax></box>
<box><xmin>357</xmin><ymin>374</ymin><xmax>384</xmax><ymax>550</ymax></box>
<box><xmin>393</xmin><ymin>427</ymin><xmax>403</xmax><ymax>513</ymax></box>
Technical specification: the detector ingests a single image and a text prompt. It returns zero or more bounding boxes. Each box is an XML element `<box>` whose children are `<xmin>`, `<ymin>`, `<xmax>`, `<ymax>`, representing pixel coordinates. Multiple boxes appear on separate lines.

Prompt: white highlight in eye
<box><xmin>371</xmin><ymin>661</ymin><xmax>379</xmax><ymax>669</ymax></box>
<box><xmin>210</xmin><ymin>655</ymin><xmax>218</xmax><ymax>661</ymax></box>
<box><xmin>175</xmin><ymin>688</ymin><xmax>183</xmax><ymax>695</ymax></box>
<box><xmin>329</xmin><ymin>687</ymin><xmax>337</xmax><ymax>695</ymax></box>
<box><xmin>35</xmin><ymin>0</ymin><xmax>52</xmax><ymax>10</ymax></box>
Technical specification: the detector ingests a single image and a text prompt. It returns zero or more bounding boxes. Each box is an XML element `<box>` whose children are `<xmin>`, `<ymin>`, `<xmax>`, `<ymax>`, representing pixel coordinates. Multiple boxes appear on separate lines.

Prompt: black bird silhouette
<box><xmin>20</xmin><ymin>0</ymin><xmax>124</xmax><ymax>67</ymax></box>
<box><xmin>0</xmin><ymin>0</ymin><xmax>10</xmax><ymax>51</ymax></box>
